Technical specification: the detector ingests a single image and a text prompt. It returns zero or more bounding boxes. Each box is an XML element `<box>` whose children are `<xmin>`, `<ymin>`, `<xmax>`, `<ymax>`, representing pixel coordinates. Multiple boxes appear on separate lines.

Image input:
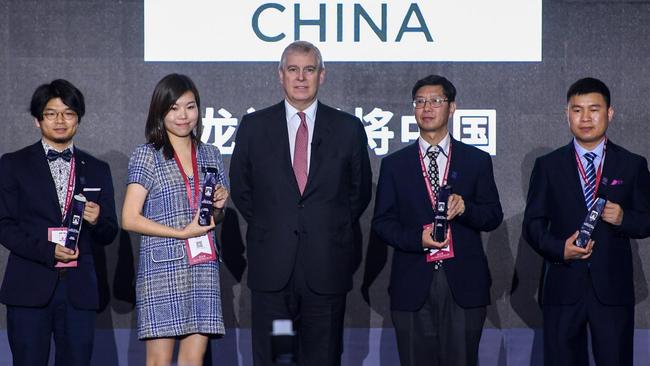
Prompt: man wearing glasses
<box><xmin>373</xmin><ymin>74</ymin><xmax>503</xmax><ymax>365</ymax></box>
<box><xmin>0</xmin><ymin>79</ymin><xmax>118</xmax><ymax>365</ymax></box>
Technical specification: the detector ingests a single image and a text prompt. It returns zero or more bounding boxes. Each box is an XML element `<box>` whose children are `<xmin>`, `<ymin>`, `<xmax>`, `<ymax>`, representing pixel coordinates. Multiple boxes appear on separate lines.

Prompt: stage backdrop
<box><xmin>1</xmin><ymin>0</ymin><xmax>650</xmax><ymax>364</ymax></box>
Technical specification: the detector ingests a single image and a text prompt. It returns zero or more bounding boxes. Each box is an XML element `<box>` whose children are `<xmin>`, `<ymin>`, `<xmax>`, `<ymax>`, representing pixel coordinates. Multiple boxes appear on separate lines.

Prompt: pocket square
<box><xmin>610</xmin><ymin>179</ymin><xmax>624</xmax><ymax>186</ymax></box>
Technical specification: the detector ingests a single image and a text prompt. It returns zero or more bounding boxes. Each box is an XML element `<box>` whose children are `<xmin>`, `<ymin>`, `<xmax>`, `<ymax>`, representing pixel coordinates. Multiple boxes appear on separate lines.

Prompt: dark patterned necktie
<box><xmin>426</xmin><ymin>145</ymin><xmax>444</xmax><ymax>270</ymax></box>
<box><xmin>46</xmin><ymin>148</ymin><xmax>73</xmax><ymax>162</ymax></box>
<box><xmin>426</xmin><ymin>146</ymin><xmax>441</xmax><ymax>194</ymax></box>
<box><xmin>583</xmin><ymin>152</ymin><xmax>597</xmax><ymax>208</ymax></box>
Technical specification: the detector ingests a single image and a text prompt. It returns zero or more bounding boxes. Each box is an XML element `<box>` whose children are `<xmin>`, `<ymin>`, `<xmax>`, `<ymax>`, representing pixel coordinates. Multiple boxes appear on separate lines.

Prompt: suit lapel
<box><xmin>27</xmin><ymin>142</ymin><xmax>63</xmax><ymax>221</ymax></box>
<box><xmin>446</xmin><ymin>138</ymin><xmax>462</xmax><ymax>188</ymax></box>
<box><xmin>408</xmin><ymin>142</ymin><xmax>436</xmax><ymax>216</ymax></box>
<box><xmin>303</xmin><ymin>102</ymin><xmax>331</xmax><ymax>196</ymax></box>
<box><xmin>560</xmin><ymin>141</ymin><xmax>590</xmax><ymax>211</ymax></box>
<box><xmin>267</xmin><ymin>102</ymin><xmax>299</xmax><ymax>194</ymax></box>
<box><xmin>600</xmin><ymin>139</ymin><xmax>619</xmax><ymax>192</ymax></box>
<box><xmin>400</xmin><ymin>141</ymin><xmax>436</xmax><ymax>217</ymax></box>
<box><xmin>74</xmin><ymin>148</ymin><xmax>88</xmax><ymax>195</ymax></box>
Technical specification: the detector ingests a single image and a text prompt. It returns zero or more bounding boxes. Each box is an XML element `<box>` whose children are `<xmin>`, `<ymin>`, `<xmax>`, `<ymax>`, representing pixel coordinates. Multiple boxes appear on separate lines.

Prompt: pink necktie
<box><xmin>293</xmin><ymin>112</ymin><xmax>308</xmax><ymax>194</ymax></box>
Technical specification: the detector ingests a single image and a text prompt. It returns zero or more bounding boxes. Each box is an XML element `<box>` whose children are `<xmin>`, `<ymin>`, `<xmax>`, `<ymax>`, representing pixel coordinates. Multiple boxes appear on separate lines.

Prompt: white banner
<box><xmin>145</xmin><ymin>0</ymin><xmax>542</xmax><ymax>62</ymax></box>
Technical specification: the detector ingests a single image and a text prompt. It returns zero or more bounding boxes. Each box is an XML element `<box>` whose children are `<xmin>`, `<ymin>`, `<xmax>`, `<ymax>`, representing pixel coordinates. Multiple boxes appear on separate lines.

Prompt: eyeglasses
<box><xmin>412</xmin><ymin>97</ymin><xmax>449</xmax><ymax>109</ymax></box>
<box><xmin>42</xmin><ymin>110</ymin><xmax>78</xmax><ymax>121</ymax></box>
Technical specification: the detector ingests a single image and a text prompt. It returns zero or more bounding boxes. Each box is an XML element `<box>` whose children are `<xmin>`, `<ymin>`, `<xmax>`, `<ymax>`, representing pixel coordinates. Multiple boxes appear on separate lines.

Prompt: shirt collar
<box><xmin>419</xmin><ymin>133</ymin><xmax>450</xmax><ymax>157</ymax></box>
<box><xmin>573</xmin><ymin>137</ymin><xmax>605</xmax><ymax>159</ymax></box>
<box><xmin>285</xmin><ymin>99</ymin><xmax>318</xmax><ymax>121</ymax></box>
<box><xmin>41</xmin><ymin>140</ymin><xmax>74</xmax><ymax>155</ymax></box>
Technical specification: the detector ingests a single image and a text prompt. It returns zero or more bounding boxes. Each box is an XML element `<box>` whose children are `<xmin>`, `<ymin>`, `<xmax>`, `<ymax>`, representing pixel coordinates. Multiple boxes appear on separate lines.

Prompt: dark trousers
<box><xmin>251</xmin><ymin>262</ymin><xmax>347</xmax><ymax>366</ymax></box>
<box><xmin>391</xmin><ymin>268</ymin><xmax>486</xmax><ymax>366</ymax></box>
<box><xmin>543</xmin><ymin>281</ymin><xmax>634</xmax><ymax>366</ymax></box>
<box><xmin>6</xmin><ymin>277</ymin><xmax>97</xmax><ymax>366</ymax></box>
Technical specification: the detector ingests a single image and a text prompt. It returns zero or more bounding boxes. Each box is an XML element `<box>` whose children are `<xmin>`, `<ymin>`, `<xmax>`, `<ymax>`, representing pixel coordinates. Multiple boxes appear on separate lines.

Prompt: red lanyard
<box><xmin>418</xmin><ymin>141</ymin><xmax>452</xmax><ymax>210</ymax></box>
<box><xmin>61</xmin><ymin>157</ymin><xmax>76</xmax><ymax>222</ymax></box>
<box><xmin>574</xmin><ymin>138</ymin><xmax>607</xmax><ymax>199</ymax></box>
<box><xmin>173</xmin><ymin>144</ymin><xmax>200</xmax><ymax>211</ymax></box>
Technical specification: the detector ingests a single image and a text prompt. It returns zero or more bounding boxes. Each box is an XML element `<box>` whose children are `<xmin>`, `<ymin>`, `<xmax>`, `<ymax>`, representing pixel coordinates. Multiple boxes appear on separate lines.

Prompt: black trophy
<box><xmin>431</xmin><ymin>185</ymin><xmax>452</xmax><ymax>242</ymax></box>
<box><xmin>575</xmin><ymin>196</ymin><xmax>606</xmax><ymax>248</ymax></box>
<box><xmin>198</xmin><ymin>167</ymin><xmax>219</xmax><ymax>226</ymax></box>
<box><xmin>65</xmin><ymin>194</ymin><xmax>87</xmax><ymax>250</ymax></box>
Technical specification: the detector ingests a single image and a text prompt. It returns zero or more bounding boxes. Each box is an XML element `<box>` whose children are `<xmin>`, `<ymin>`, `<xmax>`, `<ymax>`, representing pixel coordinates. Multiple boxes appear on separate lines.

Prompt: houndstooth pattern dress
<box><xmin>128</xmin><ymin>143</ymin><xmax>227</xmax><ymax>339</ymax></box>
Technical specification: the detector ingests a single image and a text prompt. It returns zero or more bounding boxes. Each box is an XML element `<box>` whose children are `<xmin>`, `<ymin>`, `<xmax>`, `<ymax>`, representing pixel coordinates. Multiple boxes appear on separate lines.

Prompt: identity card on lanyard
<box><xmin>52</xmin><ymin>157</ymin><xmax>78</xmax><ymax>268</ymax></box>
<box><xmin>418</xmin><ymin>143</ymin><xmax>455</xmax><ymax>263</ymax></box>
<box><xmin>174</xmin><ymin>145</ymin><xmax>217</xmax><ymax>265</ymax></box>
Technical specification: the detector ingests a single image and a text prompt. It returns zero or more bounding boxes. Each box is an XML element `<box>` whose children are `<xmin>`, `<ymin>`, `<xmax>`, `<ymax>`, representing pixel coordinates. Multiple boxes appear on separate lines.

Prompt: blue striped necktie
<box><xmin>583</xmin><ymin>152</ymin><xmax>597</xmax><ymax>208</ymax></box>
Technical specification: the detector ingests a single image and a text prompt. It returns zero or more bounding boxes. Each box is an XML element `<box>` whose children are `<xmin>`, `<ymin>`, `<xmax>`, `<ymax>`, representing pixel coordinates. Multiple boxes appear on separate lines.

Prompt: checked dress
<box><xmin>128</xmin><ymin>143</ymin><xmax>226</xmax><ymax>339</ymax></box>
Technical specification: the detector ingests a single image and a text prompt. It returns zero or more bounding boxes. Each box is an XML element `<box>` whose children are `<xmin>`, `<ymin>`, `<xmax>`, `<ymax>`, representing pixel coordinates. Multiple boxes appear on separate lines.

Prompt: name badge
<box><xmin>423</xmin><ymin>224</ymin><xmax>455</xmax><ymax>263</ymax></box>
<box><xmin>185</xmin><ymin>232</ymin><xmax>217</xmax><ymax>265</ymax></box>
<box><xmin>49</xmin><ymin>227</ymin><xmax>78</xmax><ymax>268</ymax></box>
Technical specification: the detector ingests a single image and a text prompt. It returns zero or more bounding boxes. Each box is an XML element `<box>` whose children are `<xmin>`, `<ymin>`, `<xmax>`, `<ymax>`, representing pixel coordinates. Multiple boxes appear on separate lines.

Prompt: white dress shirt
<box><xmin>285</xmin><ymin>99</ymin><xmax>317</xmax><ymax>172</ymax></box>
<box><xmin>418</xmin><ymin>133</ymin><xmax>451</xmax><ymax>185</ymax></box>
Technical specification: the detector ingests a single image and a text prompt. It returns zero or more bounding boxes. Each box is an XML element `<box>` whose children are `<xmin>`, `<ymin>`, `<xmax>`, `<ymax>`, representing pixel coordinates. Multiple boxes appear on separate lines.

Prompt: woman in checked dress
<box><xmin>122</xmin><ymin>73</ymin><xmax>228</xmax><ymax>365</ymax></box>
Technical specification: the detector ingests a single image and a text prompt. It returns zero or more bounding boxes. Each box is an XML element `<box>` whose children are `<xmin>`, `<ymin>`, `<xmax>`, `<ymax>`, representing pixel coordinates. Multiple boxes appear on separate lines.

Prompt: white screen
<box><xmin>145</xmin><ymin>0</ymin><xmax>542</xmax><ymax>62</ymax></box>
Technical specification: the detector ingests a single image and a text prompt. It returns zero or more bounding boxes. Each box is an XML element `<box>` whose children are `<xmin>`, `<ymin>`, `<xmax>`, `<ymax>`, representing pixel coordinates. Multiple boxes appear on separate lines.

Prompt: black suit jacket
<box><xmin>373</xmin><ymin>139</ymin><xmax>503</xmax><ymax>311</ymax></box>
<box><xmin>523</xmin><ymin>140</ymin><xmax>650</xmax><ymax>306</ymax></box>
<box><xmin>230</xmin><ymin>101</ymin><xmax>372</xmax><ymax>294</ymax></box>
<box><xmin>0</xmin><ymin>142</ymin><xmax>118</xmax><ymax>309</ymax></box>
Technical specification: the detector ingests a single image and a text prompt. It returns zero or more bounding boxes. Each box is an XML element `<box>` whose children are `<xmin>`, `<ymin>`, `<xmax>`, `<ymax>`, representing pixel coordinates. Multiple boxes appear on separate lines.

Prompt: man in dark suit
<box><xmin>0</xmin><ymin>79</ymin><xmax>118</xmax><ymax>366</ymax></box>
<box><xmin>523</xmin><ymin>77</ymin><xmax>650</xmax><ymax>366</ymax></box>
<box><xmin>372</xmin><ymin>74</ymin><xmax>502</xmax><ymax>366</ymax></box>
<box><xmin>230</xmin><ymin>40</ymin><xmax>372</xmax><ymax>365</ymax></box>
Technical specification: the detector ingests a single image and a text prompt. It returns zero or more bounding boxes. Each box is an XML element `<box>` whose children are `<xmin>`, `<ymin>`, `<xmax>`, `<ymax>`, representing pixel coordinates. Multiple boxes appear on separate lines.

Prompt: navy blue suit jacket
<box><xmin>523</xmin><ymin>140</ymin><xmax>650</xmax><ymax>306</ymax></box>
<box><xmin>0</xmin><ymin>142</ymin><xmax>118</xmax><ymax>309</ymax></box>
<box><xmin>373</xmin><ymin>139</ymin><xmax>503</xmax><ymax>311</ymax></box>
<box><xmin>230</xmin><ymin>101</ymin><xmax>372</xmax><ymax>294</ymax></box>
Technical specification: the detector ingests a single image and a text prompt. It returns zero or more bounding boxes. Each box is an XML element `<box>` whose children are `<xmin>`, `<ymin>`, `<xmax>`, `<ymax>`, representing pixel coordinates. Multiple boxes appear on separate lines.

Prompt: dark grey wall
<box><xmin>1</xmin><ymin>0</ymin><xmax>650</xmax><ymax>332</ymax></box>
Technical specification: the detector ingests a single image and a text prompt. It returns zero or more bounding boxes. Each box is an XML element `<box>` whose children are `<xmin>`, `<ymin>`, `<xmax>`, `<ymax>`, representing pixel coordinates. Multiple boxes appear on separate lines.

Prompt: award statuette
<box><xmin>65</xmin><ymin>194</ymin><xmax>87</xmax><ymax>250</ymax></box>
<box><xmin>198</xmin><ymin>167</ymin><xmax>219</xmax><ymax>226</ymax></box>
<box><xmin>431</xmin><ymin>185</ymin><xmax>452</xmax><ymax>243</ymax></box>
<box><xmin>575</xmin><ymin>197</ymin><xmax>606</xmax><ymax>248</ymax></box>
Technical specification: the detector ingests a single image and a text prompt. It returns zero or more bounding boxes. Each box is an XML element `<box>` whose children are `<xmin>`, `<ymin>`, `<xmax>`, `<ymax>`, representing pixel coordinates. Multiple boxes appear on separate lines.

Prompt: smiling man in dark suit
<box><xmin>230</xmin><ymin>41</ymin><xmax>372</xmax><ymax>365</ymax></box>
<box><xmin>373</xmin><ymin>74</ymin><xmax>503</xmax><ymax>365</ymax></box>
<box><xmin>0</xmin><ymin>79</ymin><xmax>118</xmax><ymax>366</ymax></box>
<box><xmin>523</xmin><ymin>77</ymin><xmax>650</xmax><ymax>366</ymax></box>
